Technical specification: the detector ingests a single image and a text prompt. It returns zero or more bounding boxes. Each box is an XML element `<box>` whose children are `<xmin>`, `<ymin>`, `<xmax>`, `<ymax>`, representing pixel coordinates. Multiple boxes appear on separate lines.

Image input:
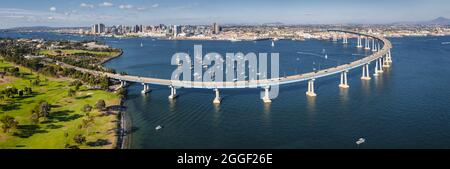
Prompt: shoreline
<box><xmin>116</xmin><ymin>96</ymin><xmax>131</xmax><ymax>149</ymax></box>
<box><xmin>99</xmin><ymin>49</ymin><xmax>124</xmax><ymax>65</ymax></box>
<box><xmin>100</xmin><ymin>48</ymin><xmax>130</xmax><ymax>149</ymax></box>
<box><xmin>58</xmin><ymin>31</ymin><xmax>450</xmax><ymax>41</ymax></box>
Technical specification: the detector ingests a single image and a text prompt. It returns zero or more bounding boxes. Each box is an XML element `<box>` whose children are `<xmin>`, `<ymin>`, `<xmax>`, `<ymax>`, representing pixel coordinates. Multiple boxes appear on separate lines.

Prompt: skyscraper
<box><xmin>134</xmin><ymin>25</ymin><xmax>140</xmax><ymax>33</ymax></box>
<box><xmin>92</xmin><ymin>24</ymin><xmax>98</xmax><ymax>34</ymax></box>
<box><xmin>173</xmin><ymin>25</ymin><xmax>179</xmax><ymax>37</ymax></box>
<box><xmin>213</xmin><ymin>23</ymin><xmax>221</xmax><ymax>34</ymax></box>
<box><xmin>92</xmin><ymin>23</ymin><xmax>105</xmax><ymax>34</ymax></box>
<box><xmin>98</xmin><ymin>23</ymin><xmax>105</xmax><ymax>34</ymax></box>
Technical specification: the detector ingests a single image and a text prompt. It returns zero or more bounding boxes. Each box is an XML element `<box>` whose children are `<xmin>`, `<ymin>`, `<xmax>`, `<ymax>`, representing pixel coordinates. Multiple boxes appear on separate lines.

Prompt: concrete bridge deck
<box><xmin>58</xmin><ymin>30</ymin><xmax>393</xmax><ymax>103</ymax></box>
<box><xmin>61</xmin><ymin>30</ymin><xmax>391</xmax><ymax>88</ymax></box>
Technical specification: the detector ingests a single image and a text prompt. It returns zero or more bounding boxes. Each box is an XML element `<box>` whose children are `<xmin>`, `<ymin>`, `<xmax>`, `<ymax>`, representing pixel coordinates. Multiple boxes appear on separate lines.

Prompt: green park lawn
<box><xmin>0</xmin><ymin>60</ymin><xmax>120</xmax><ymax>149</ymax></box>
<box><xmin>39</xmin><ymin>49</ymin><xmax>120</xmax><ymax>57</ymax></box>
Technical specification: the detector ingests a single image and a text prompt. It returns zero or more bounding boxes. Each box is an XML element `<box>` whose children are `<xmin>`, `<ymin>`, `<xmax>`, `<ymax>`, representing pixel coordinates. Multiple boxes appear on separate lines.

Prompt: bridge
<box><xmin>60</xmin><ymin>30</ymin><xmax>393</xmax><ymax>104</ymax></box>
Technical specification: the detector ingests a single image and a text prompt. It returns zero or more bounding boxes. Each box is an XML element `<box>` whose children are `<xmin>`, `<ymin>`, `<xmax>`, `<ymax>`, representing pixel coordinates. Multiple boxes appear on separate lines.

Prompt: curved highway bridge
<box><xmin>61</xmin><ymin>30</ymin><xmax>393</xmax><ymax>103</ymax></box>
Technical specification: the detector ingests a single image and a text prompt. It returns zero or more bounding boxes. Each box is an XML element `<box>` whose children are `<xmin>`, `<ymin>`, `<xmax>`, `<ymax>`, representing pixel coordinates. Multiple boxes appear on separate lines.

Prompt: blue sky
<box><xmin>0</xmin><ymin>0</ymin><xmax>449</xmax><ymax>28</ymax></box>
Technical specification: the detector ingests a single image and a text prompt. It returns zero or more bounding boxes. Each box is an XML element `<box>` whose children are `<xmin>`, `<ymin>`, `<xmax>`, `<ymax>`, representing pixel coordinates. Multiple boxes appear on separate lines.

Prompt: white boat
<box><xmin>140</xmin><ymin>42</ymin><xmax>143</xmax><ymax>47</ymax></box>
<box><xmin>325</xmin><ymin>54</ymin><xmax>328</xmax><ymax>59</ymax></box>
<box><xmin>442</xmin><ymin>42</ymin><xmax>450</xmax><ymax>45</ymax></box>
<box><xmin>356</xmin><ymin>138</ymin><xmax>365</xmax><ymax>145</ymax></box>
<box><xmin>155</xmin><ymin>125</ymin><xmax>162</xmax><ymax>130</ymax></box>
<box><xmin>230</xmin><ymin>38</ymin><xmax>241</xmax><ymax>42</ymax></box>
<box><xmin>271</xmin><ymin>40</ymin><xmax>275</xmax><ymax>47</ymax></box>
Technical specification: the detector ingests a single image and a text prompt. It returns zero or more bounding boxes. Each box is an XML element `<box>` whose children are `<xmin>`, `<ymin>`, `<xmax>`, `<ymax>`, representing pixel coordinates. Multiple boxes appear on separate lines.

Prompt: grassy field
<box><xmin>39</xmin><ymin>49</ymin><xmax>120</xmax><ymax>57</ymax></box>
<box><xmin>0</xmin><ymin>59</ymin><xmax>120</xmax><ymax>149</ymax></box>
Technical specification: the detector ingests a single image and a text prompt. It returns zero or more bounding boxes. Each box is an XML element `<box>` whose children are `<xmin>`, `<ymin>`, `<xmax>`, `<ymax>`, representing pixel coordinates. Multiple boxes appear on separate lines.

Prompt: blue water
<box><xmin>2</xmin><ymin>31</ymin><xmax>450</xmax><ymax>148</ymax></box>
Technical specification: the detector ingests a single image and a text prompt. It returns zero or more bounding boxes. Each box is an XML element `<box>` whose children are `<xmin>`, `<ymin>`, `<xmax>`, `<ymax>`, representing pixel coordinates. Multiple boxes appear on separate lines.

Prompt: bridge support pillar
<box><xmin>383</xmin><ymin>52</ymin><xmax>392</xmax><ymax>68</ymax></box>
<box><xmin>141</xmin><ymin>83</ymin><xmax>151</xmax><ymax>94</ymax></box>
<box><xmin>374</xmin><ymin>59</ymin><xmax>380</xmax><ymax>76</ymax></box>
<box><xmin>372</xmin><ymin>39</ymin><xmax>377</xmax><ymax>52</ymax></box>
<box><xmin>357</xmin><ymin>36</ymin><xmax>362</xmax><ymax>48</ymax></box>
<box><xmin>119</xmin><ymin>80</ymin><xmax>127</xmax><ymax>88</ymax></box>
<box><xmin>382</xmin><ymin>55</ymin><xmax>389</xmax><ymax>68</ymax></box>
<box><xmin>306</xmin><ymin>79</ymin><xmax>317</xmax><ymax>97</ymax></box>
<box><xmin>365</xmin><ymin>37</ymin><xmax>371</xmax><ymax>50</ymax></box>
<box><xmin>343</xmin><ymin>35</ymin><xmax>348</xmax><ymax>44</ymax></box>
<box><xmin>213</xmin><ymin>89</ymin><xmax>221</xmax><ymax>104</ymax></box>
<box><xmin>168</xmin><ymin>85</ymin><xmax>178</xmax><ymax>99</ymax></box>
<box><xmin>361</xmin><ymin>64</ymin><xmax>371</xmax><ymax>80</ymax></box>
<box><xmin>386</xmin><ymin>50</ymin><xmax>393</xmax><ymax>63</ymax></box>
<box><xmin>262</xmin><ymin>86</ymin><xmax>271</xmax><ymax>103</ymax></box>
<box><xmin>378</xmin><ymin>58</ymin><xmax>384</xmax><ymax>73</ymax></box>
<box><xmin>339</xmin><ymin>71</ymin><xmax>349</xmax><ymax>89</ymax></box>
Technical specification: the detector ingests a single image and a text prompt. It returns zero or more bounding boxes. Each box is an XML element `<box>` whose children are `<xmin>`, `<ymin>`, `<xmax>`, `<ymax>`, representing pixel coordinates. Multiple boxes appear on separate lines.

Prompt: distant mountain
<box><xmin>392</xmin><ymin>17</ymin><xmax>450</xmax><ymax>25</ymax></box>
<box><xmin>423</xmin><ymin>17</ymin><xmax>450</xmax><ymax>25</ymax></box>
<box><xmin>261</xmin><ymin>22</ymin><xmax>284</xmax><ymax>26</ymax></box>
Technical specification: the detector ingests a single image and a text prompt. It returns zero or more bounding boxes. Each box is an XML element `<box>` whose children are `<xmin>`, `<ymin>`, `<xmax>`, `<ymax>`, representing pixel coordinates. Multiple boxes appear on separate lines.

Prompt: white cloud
<box><xmin>119</xmin><ymin>4</ymin><xmax>133</xmax><ymax>10</ymax></box>
<box><xmin>152</xmin><ymin>3</ymin><xmax>159</xmax><ymax>8</ymax></box>
<box><xmin>80</xmin><ymin>3</ymin><xmax>94</xmax><ymax>8</ymax></box>
<box><xmin>99</xmin><ymin>2</ymin><xmax>114</xmax><ymax>7</ymax></box>
<box><xmin>137</xmin><ymin>7</ymin><xmax>147</xmax><ymax>11</ymax></box>
<box><xmin>0</xmin><ymin>8</ymin><xmax>129</xmax><ymax>29</ymax></box>
<box><xmin>49</xmin><ymin>6</ymin><xmax>56</xmax><ymax>12</ymax></box>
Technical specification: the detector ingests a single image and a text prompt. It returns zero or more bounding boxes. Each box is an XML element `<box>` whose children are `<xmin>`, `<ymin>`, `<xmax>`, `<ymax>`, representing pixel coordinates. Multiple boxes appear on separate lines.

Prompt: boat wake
<box><xmin>297</xmin><ymin>51</ymin><xmax>324</xmax><ymax>58</ymax></box>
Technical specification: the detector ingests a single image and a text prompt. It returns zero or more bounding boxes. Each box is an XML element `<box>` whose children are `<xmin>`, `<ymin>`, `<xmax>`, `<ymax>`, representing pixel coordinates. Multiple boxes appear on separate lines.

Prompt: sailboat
<box><xmin>271</xmin><ymin>40</ymin><xmax>275</xmax><ymax>47</ymax></box>
<box><xmin>325</xmin><ymin>54</ymin><xmax>328</xmax><ymax>59</ymax></box>
<box><xmin>140</xmin><ymin>42</ymin><xmax>143</xmax><ymax>47</ymax></box>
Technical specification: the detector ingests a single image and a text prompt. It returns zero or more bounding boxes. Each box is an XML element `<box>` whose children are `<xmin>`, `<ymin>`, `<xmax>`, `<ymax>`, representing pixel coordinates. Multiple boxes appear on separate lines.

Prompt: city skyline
<box><xmin>1</xmin><ymin>0</ymin><xmax>450</xmax><ymax>29</ymax></box>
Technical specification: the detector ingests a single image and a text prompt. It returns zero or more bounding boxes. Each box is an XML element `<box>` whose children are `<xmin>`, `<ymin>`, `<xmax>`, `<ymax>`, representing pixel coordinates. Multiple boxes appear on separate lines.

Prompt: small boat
<box><xmin>140</xmin><ymin>42</ymin><xmax>143</xmax><ymax>47</ymax></box>
<box><xmin>155</xmin><ymin>125</ymin><xmax>162</xmax><ymax>130</ymax></box>
<box><xmin>442</xmin><ymin>42</ymin><xmax>450</xmax><ymax>45</ymax></box>
<box><xmin>356</xmin><ymin>138</ymin><xmax>365</xmax><ymax>145</ymax></box>
<box><xmin>230</xmin><ymin>38</ymin><xmax>241</xmax><ymax>42</ymax></box>
<box><xmin>271</xmin><ymin>40</ymin><xmax>275</xmax><ymax>47</ymax></box>
<box><xmin>325</xmin><ymin>54</ymin><xmax>328</xmax><ymax>59</ymax></box>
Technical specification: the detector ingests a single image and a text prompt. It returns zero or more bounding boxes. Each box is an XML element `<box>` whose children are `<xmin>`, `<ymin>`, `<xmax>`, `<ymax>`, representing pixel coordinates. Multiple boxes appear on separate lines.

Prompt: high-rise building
<box><xmin>98</xmin><ymin>23</ymin><xmax>105</xmax><ymax>34</ymax></box>
<box><xmin>213</xmin><ymin>23</ymin><xmax>221</xmax><ymax>34</ymax></box>
<box><xmin>92</xmin><ymin>24</ymin><xmax>99</xmax><ymax>34</ymax></box>
<box><xmin>173</xmin><ymin>25</ymin><xmax>180</xmax><ymax>37</ymax></box>
<box><xmin>92</xmin><ymin>23</ymin><xmax>105</xmax><ymax>34</ymax></box>
<box><xmin>134</xmin><ymin>25</ymin><xmax>140</xmax><ymax>33</ymax></box>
